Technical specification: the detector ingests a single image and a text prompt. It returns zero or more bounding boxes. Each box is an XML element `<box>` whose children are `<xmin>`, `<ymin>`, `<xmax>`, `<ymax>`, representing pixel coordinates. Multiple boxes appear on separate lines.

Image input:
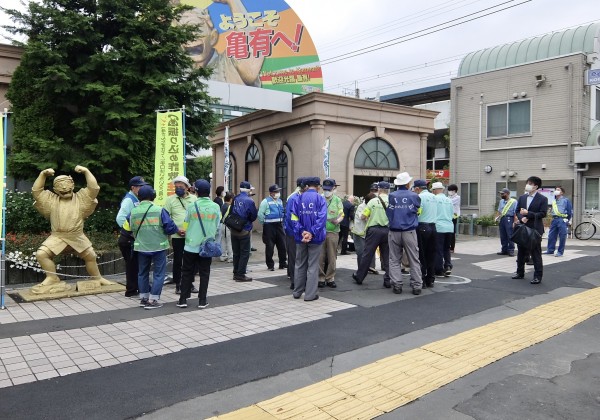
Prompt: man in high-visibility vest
<box><xmin>544</xmin><ymin>186</ymin><xmax>573</xmax><ymax>257</ymax></box>
<box><xmin>125</xmin><ymin>186</ymin><xmax>180</xmax><ymax>309</ymax></box>
<box><xmin>496</xmin><ymin>188</ymin><xmax>517</xmax><ymax>256</ymax></box>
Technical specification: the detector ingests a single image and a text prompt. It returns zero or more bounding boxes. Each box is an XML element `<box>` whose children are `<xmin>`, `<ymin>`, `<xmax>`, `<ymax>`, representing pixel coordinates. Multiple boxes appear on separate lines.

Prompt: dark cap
<box><xmin>499</xmin><ymin>188</ymin><xmax>510</xmax><ymax>194</ymax></box>
<box><xmin>269</xmin><ymin>184</ymin><xmax>282</xmax><ymax>193</ymax></box>
<box><xmin>413</xmin><ymin>179</ymin><xmax>428</xmax><ymax>188</ymax></box>
<box><xmin>129</xmin><ymin>176</ymin><xmax>147</xmax><ymax>188</ymax></box>
<box><xmin>370</xmin><ymin>182</ymin><xmax>379</xmax><ymax>191</ymax></box>
<box><xmin>304</xmin><ymin>176</ymin><xmax>321</xmax><ymax>187</ymax></box>
<box><xmin>137</xmin><ymin>185</ymin><xmax>156</xmax><ymax>201</ymax></box>
<box><xmin>239</xmin><ymin>181</ymin><xmax>252</xmax><ymax>189</ymax></box>
<box><xmin>377</xmin><ymin>181</ymin><xmax>391</xmax><ymax>189</ymax></box>
<box><xmin>296</xmin><ymin>177</ymin><xmax>305</xmax><ymax>187</ymax></box>
<box><xmin>194</xmin><ymin>179</ymin><xmax>211</xmax><ymax>195</ymax></box>
<box><xmin>322</xmin><ymin>178</ymin><xmax>337</xmax><ymax>191</ymax></box>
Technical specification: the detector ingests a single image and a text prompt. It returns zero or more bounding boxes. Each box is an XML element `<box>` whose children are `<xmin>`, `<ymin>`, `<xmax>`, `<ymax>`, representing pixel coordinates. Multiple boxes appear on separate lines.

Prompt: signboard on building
<box><xmin>426</xmin><ymin>169</ymin><xmax>449</xmax><ymax>179</ymax></box>
<box><xmin>180</xmin><ymin>0</ymin><xmax>323</xmax><ymax>95</ymax></box>
<box><xmin>585</xmin><ymin>69</ymin><xmax>600</xmax><ymax>86</ymax></box>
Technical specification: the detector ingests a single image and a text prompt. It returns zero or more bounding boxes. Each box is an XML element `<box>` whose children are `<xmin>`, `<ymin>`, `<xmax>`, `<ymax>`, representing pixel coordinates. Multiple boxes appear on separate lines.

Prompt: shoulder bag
<box><xmin>195</xmin><ymin>202</ymin><xmax>222</xmax><ymax>258</ymax></box>
<box><xmin>510</xmin><ymin>223</ymin><xmax>541</xmax><ymax>250</ymax></box>
<box><xmin>223</xmin><ymin>197</ymin><xmax>247</xmax><ymax>232</ymax></box>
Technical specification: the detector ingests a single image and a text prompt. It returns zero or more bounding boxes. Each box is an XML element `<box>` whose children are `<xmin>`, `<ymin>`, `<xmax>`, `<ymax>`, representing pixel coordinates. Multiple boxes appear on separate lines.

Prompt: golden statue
<box><xmin>31</xmin><ymin>166</ymin><xmax>115</xmax><ymax>294</ymax></box>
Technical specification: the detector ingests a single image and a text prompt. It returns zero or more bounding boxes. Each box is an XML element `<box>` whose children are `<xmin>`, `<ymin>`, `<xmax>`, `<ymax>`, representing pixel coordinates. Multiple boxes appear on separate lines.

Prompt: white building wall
<box><xmin>451</xmin><ymin>54</ymin><xmax>590</xmax><ymax>217</ymax></box>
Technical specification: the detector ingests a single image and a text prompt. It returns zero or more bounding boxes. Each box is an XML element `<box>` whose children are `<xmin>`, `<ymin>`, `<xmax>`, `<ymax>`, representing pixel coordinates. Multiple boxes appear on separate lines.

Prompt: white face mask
<box><xmin>324</xmin><ymin>191</ymin><xmax>333</xmax><ymax>198</ymax></box>
<box><xmin>273</xmin><ymin>193</ymin><xmax>281</xmax><ymax>199</ymax></box>
<box><xmin>448</xmin><ymin>191</ymin><xmax>455</xmax><ymax>197</ymax></box>
<box><xmin>221</xmin><ymin>191</ymin><xmax>226</xmax><ymax>197</ymax></box>
<box><xmin>524</xmin><ymin>184</ymin><xmax>534</xmax><ymax>193</ymax></box>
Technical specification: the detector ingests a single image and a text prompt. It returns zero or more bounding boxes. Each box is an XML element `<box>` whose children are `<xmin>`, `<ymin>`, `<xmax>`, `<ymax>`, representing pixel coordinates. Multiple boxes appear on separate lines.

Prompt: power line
<box><xmin>320</xmin><ymin>0</ymin><xmax>532</xmax><ymax>66</ymax></box>
<box><xmin>359</xmin><ymin>71</ymin><xmax>457</xmax><ymax>95</ymax></box>
<box><xmin>318</xmin><ymin>0</ymin><xmax>484</xmax><ymax>53</ymax></box>
<box><xmin>323</xmin><ymin>16</ymin><xmax>600</xmax><ymax>95</ymax></box>
<box><xmin>325</xmin><ymin>54</ymin><xmax>465</xmax><ymax>91</ymax></box>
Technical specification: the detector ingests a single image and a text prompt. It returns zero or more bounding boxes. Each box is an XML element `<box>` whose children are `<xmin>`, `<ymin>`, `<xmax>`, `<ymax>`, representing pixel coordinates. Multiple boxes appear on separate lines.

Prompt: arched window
<box><xmin>275</xmin><ymin>151</ymin><xmax>288</xmax><ymax>199</ymax></box>
<box><xmin>245</xmin><ymin>144</ymin><xmax>260</xmax><ymax>162</ymax></box>
<box><xmin>245</xmin><ymin>144</ymin><xmax>260</xmax><ymax>186</ymax></box>
<box><xmin>354</xmin><ymin>138</ymin><xmax>399</xmax><ymax>169</ymax></box>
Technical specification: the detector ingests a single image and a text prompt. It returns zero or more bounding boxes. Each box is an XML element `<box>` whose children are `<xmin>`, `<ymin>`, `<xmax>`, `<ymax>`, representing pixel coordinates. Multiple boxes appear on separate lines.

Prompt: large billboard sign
<box><xmin>180</xmin><ymin>0</ymin><xmax>323</xmax><ymax>95</ymax></box>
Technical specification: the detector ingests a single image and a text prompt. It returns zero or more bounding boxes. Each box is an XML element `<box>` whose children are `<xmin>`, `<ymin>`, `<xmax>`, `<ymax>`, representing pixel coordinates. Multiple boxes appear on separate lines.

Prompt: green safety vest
<box><xmin>130</xmin><ymin>202</ymin><xmax>170</xmax><ymax>252</ymax></box>
<box><xmin>501</xmin><ymin>198</ymin><xmax>516</xmax><ymax>216</ymax></box>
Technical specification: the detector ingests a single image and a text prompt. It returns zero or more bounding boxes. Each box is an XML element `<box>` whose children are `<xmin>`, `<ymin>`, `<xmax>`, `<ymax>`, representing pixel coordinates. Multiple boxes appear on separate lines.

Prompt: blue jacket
<box><xmin>284</xmin><ymin>192</ymin><xmax>300</xmax><ymax>236</ymax></box>
<box><xmin>290</xmin><ymin>189</ymin><xmax>327</xmax><ymax>244</ymax></box>
<box><xmin>387</xmin><ymin>187</ymin><xmax>421</xmax><ymax>232</ymax></box>
<box><xmin>231</xmin><ymin>192</ymin><xmax>258</xmax><ymax>232</ymax></box>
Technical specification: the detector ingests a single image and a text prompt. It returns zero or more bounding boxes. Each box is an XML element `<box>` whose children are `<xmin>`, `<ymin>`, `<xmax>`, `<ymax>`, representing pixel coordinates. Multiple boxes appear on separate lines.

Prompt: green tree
<box><xmin>2</xmin><ymin>0</ymin><xmax>218</xmax><ymax>202</ymax></box>
<box><xmin>186</xmin><ymin>155</ymin><xmax>212</xmax><ymax>184</ymax></box>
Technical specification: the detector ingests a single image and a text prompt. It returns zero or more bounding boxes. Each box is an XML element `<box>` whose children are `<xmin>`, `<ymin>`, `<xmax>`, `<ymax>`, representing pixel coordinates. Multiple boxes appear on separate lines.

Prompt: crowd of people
<box><xmin>115</xmin><ymin>171</ymin><xmax>559</xmax><ymax>309</ymax></box>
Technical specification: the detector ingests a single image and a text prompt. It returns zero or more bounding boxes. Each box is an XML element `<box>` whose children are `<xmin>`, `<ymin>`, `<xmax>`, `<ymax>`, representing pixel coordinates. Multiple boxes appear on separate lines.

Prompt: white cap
<box><xmin>172</xmin><ymin>176</ymin><xmax>191</xmax><ymax>188</ymax></box>
<box><xmin>431</xmin><ymin>182</ymin><xmax>444</xmax><ymax>190</ymax></box>
<box><xmin>393</xmin><ymin>172</ymin><xmax>413</xmax><ymax>186</ymax></box>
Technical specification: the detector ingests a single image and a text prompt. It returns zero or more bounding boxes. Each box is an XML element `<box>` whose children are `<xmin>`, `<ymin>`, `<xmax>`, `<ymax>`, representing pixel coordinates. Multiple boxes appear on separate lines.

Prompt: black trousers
<box><xmin>262</xmin><ymin>222</ymin><xmax>287</xmax><ymax>269</ymax></box>
<box><xmin>355</xmin><ymin>226</ymin><xmax>389</xmax><ymax>283</ymax></box>
<box><xmin>180</xmin><ymin>251</ymin><xmax>211</xmax><ymax>302</ymax></box>
<box><xmin>516</xmin><ymin>240</ymin><xmax>543</xmax><ymax>279</ymax></box>
<box><xmin>286</xmin><ymin>233</ymin><xmax>297</xmax><ymax>283</ymax></box>
<box><xmin>450</xmin><ymin>218</ymin><xmax>457</xmax><ymax>251</ymax></box>
<box><xmin>118</xmin><ymin>232</ymin><xmax>138</xmax><ymax>295</ymax></box>
<box><xmin>339</xmin><ymin>225</ymin><xmax>350</xmax><ymax>254</ymax></box>
<box><xmin>231</xmin><ymin>232</ymin><xmax>251</xmax><ymax>276</ymax></box>
<box><xmin>417</xmin><ymin>223</ymin><xmax>437</xmax><ymax>285</ymax></box>
<box><xmin>435</xmin><ymin>232</ymin><xmax>452</xmax><ymax>273</ymax></box>
<box><xmin>171</xmin><ymin>237</ymin><xmax>185</xmax><ymax>287</ymax></box>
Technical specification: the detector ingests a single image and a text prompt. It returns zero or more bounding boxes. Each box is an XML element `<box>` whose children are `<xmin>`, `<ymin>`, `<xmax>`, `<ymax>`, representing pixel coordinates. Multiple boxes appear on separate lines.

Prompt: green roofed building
<box><xmin>451</xmin><ymin>22</ymin><xmax>600</xmax><ymax>227</ymax></box>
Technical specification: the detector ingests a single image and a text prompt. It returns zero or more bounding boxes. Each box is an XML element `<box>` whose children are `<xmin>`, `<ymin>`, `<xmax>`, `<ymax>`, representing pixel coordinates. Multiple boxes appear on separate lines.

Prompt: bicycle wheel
<box><xmin>574</xmin><ymin>222</ymin><xmax>596</xmax><ymax>240</ymax></box>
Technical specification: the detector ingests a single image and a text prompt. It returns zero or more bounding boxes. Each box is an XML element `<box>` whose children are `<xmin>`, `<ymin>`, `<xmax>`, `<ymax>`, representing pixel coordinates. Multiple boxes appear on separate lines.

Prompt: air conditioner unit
<box><xmin>434</xmin><ymin>148</ymin><xmax>449</xmax><ymax>159</ymax></box>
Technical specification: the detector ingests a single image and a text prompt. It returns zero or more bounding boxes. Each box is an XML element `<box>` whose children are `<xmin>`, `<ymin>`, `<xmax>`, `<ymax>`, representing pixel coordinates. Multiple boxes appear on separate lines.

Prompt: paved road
<box><xmin>0</xmin><ymin>235</ymin><xmax>599</xmax><ymax>419</ymax></box>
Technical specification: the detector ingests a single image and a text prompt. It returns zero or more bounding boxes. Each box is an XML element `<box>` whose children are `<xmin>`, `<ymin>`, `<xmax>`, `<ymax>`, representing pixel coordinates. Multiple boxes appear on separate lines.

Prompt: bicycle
<box><xmin>574</xmin><ymin>209</ymin><xmax>600</xmax><ymax>240</ymax></box>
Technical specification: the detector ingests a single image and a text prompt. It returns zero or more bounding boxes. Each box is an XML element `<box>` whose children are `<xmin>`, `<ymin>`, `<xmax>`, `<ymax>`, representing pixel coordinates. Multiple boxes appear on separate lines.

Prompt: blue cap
<box><xmin>304</xmin><ymin>177</ymin><xmax>321</xmax><ymax>186</ymax></box>
<box><xmin>129</xmin><ymin>176</ymin><xmax>147</xmax><ymax>188</ymax></box>
<box><xmin>377</xmin><ymin>181</ymin><xmax>391</xmax><ymax>189</ymax></box>
<box><xmin>194</xmin><ymin>179</ymin><xmax>210</xmax><ymax>195</ymax></box>
<box><xmin>240</xmin><ymin>181</ymin><xmax>252</xmax><ymax>189</ymax></box>
<box><xmin>137</xmin><ymin>185</ymin><xmax>156</xmax><ymax>200</ymax></box>
<box><xmin>269</xmin><ymin>184</ymin><xmax>282</xmax><ymax>193</ymax></box>
<box><xmin>413</xmin><ymin>179</ymin><xmax>428</xmax><ymax>188</ymax></box>
<box><xmin>322</xmin><ymin>178</ymin><xmax>337</xmax><ymax>191</ymax></box>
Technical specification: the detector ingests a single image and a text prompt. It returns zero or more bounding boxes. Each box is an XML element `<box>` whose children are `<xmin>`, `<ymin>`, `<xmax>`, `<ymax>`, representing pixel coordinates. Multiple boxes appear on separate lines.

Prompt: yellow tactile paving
<box><xmin>208</xmin><ymin>287</ymin><xmax>600</xmax><ymax>420</ymax></box>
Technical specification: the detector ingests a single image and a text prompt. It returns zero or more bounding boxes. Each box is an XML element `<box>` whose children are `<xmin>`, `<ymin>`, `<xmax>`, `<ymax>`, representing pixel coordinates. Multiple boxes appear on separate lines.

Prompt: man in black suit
<box><xmin>512</xmin><ymin>176</ymin><xmax>548</xmax><ymax>284</ymax></box>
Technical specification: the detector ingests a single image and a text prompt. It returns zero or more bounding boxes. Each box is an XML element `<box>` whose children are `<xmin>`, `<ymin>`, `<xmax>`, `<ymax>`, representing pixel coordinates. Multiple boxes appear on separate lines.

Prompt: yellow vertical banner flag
<box><xmin>154</xmin><ymin>111</ymin><xmax>184</xmax><ymax>206</ymax></box>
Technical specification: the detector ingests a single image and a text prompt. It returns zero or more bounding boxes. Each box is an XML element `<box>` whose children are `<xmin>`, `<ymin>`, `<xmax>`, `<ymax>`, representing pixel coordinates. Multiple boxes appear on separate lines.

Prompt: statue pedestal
<box><xmin>14</xmin><ymin>281</ymin><xmax>125</xmax><ymax>302</ymax></box>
